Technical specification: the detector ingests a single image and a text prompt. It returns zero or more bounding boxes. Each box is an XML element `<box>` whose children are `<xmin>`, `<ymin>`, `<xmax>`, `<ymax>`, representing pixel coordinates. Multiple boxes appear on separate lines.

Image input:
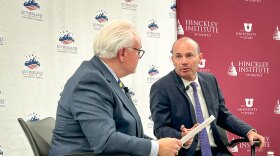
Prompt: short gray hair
<box><xmin>93</xmin><ymin>19</ymin><xmax>139</xmax><ymax>59</ymax></box>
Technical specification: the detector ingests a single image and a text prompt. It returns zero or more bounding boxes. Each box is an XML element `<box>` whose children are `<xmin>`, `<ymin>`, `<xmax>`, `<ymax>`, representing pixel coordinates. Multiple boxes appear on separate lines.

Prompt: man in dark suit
<box><xmin>49</xmin><ymin>19</ymin><xmax>183</xmax><ymax>156</ymax></box>
<box><xmin>149</xmin><ymin>37</ymin><xmax>265</xmax><ymax>156</ymax></box>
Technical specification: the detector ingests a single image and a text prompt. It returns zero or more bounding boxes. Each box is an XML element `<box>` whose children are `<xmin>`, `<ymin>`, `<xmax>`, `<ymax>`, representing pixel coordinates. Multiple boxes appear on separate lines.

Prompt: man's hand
<box><xmin>180</xmin><ymin>124</ymin><xmax>198</xmax><ymax>148</ymax></box>
<box><xmin>158</xmin><ymin>138</ymin><xmax>182</xmax><ymax>156</ymax></box>
<box><xmin>247</xmin><ymin>130</ymin><xmax>265</xmax><ymax>149</ymax></box>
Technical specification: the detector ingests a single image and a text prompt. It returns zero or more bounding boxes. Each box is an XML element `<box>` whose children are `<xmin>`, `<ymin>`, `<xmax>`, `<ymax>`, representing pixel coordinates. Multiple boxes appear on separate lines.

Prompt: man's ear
<box><xmin>118</xmin><ymin>48</ymin><xmax>126</xmax><ymax>63</ymax></box>
<box><xmin>199</xmin><ymin>52</ymin><xmax>203</xmax><ymax>60</ymax></box>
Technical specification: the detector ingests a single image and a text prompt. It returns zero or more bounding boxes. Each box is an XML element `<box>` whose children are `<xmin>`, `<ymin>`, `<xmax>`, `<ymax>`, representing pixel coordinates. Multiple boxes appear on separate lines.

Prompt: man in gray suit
<box><xmin>49</xmin><ymin>19</ymin><xmax>183</xmax><ymax>156</ymax></box>
<box><xmin>149</xmin><ymin>37</ymin><xmax>265</xmax><ymax>156</ymax></box>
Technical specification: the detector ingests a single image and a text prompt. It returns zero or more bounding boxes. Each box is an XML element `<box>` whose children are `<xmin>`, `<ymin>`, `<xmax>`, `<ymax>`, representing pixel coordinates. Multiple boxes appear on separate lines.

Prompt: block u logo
<box><xmin>244</xmin><ymin>23</ymin><xmax>252</xmax><ymax>32</ymax></box>
<box><xmin>245</xmin><ymin>98</ymin><xmax>254</xmax><ymax>107</ymax></box>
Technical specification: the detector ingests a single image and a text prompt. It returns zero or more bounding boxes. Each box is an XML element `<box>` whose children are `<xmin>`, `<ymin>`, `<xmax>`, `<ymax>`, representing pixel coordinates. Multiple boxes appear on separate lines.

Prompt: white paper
<box><xmin>180</xmin><ymin>115</ymin><xmax>216</xmax><ymax>144</ymax></box>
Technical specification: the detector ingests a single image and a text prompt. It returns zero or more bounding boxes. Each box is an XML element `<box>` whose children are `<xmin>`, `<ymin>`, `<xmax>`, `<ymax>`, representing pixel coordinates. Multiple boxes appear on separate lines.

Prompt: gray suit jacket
<box><xmin>49</xmin><ymin>56</ymin><xmax>151</xmax><ymax>156</ymax></box>
<box><xmin>150</xmin><ymin>70</ymin><xmax>253</xmax><ymax>156</ymax></box>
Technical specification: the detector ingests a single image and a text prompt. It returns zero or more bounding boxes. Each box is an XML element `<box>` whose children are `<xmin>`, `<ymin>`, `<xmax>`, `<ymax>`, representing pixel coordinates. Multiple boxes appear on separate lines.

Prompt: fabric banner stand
<box><xmin>0</xmin><ymin>0</ymin><xmax>177</xmax><ymax>155</ymax></box>
<box><xmin>176</xmin><ymin>0</ymin><xmax>280</xmax><ymax>155</ymax></box>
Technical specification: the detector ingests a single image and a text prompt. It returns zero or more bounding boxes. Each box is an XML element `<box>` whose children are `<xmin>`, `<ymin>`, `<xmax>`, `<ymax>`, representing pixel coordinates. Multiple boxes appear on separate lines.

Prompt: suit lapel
<box><xmin>171</xmin><ymin>70</ymin><xmax>197</xmax><ymax>124</ymax></box>
<box><xmin>91</xmin><ymin>56</ymin><xmax>143</xmax><ymax>136</ymax></box>
<box><xmin>197</xmin><ymin>73</ymin><xmax>213</xmax><ymax>116</ymax></box>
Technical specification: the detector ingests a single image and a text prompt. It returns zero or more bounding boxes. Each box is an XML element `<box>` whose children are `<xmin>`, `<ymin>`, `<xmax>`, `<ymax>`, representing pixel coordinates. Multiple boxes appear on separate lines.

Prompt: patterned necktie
<box><xmin>118</xmin><ymin>79</ymin><xmax>130</xmax><ymax>97</ymax></box>
<box><xmin>118</xmin><ymin>79</ymin><xmax>124</xmax><ymax>89</ymax></box>
<box><xmin>190</xmin><ymin>82</ymin><xmax>212</xmax><ymax>156</ymax></box>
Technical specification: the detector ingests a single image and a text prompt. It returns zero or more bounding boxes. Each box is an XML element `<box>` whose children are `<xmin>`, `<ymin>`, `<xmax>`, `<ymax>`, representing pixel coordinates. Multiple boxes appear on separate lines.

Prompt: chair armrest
<box><xmin>228</xmin><ymin>138</ymin><xmax>260</xmax><ymax>147</ymax></box>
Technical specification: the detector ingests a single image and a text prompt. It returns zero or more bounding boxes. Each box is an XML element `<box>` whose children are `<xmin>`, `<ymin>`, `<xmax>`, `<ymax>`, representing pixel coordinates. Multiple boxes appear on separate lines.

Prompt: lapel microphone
<box><xmin>124</xmin><ymin>87</ymin><xmax>129</xmax><ymax>94</ymax></box>
<box><xmin>185</xmin><ymin>85</ymin><xmax>190</xmax><ymax>91</ymax></box>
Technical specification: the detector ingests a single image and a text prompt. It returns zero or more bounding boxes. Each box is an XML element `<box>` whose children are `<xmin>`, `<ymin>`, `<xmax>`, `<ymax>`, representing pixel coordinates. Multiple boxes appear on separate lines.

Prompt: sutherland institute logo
<box><xmin>128</xmin><ymin>88</ymin><xmax>138</xmax><ymax>104</ymax></box>
<box><xmin>148</xmin><ymin>114</ymin><xmax>154</xmax><ymax>128</ymax></box>
<box><xmin>121</xmin><ymin>0</ymin><xmax>137</xmax><ymax>10</ymax></box>
<box><xmin>59</xmin><ymin>31</ymin><xmax>74</xmax><ymax>45</ymax></box>
<box><xmin>22</xmin><ymin>54</ymin><xmax>43</xmax><ymax>78</ymax></box>
<box><xmin>147</xmin><ymin>65</ymin><xmax>160</xmax><ymax>83</ymax></box>
<box><xmin>57</xmin><ymin>30</ymin><xmax>77</xmax><ymax>54</ymax></box>
<box><xmin>24</xmin><ymin>54</ymin><xmax>40</xmax><ymax>69</ymax></box>
<box><xmin>95</xmin><ymin>10</ymin><xmax>108</xmax><ymax>23</ymax></box>
<box><xmin>273</xmin><ymin>26</ymin><xmax>280</xmax><ymax>40</ymax></box>
<box><xmin>227</xmin><ymin>61</ymin><xmax>269</xmax><ymax>77</ymax></box>
<box><xmin>236</xmin><ymin>23</ymin><xmax>256</xmax><ymax>40</ymax></box>
<box><xmin>0</xmin><ymin>35</ymin><xmax>4</xmax><ymax>46</ymax></box>
<box><xmin>21</xmin><ymin>0</ymin><xmax>42</xmax><ymax>21</ymax></box>
<box><xmin>27</xmin><ymin>113</ymin><xmax>40</xmax><ymax>122</ymax></box>
<box><xmin>93</xmin><ymin>10</ymin><xmax>108</xmax><ymax>30</ymax></box>
<box><xmin>23</xmin><ymin>0</ymin><xmax>40</xmax><ymax>10</ymax></box>
<box><xmin>0</xmin><ymin>90</ymin><xmax>5</xmax><ymax>109</ymax></box>
<box><xmin>237</xmin><ymin>98</ymin><xmax>258</xmax><ymax>115</ymax></box>
<box><xmin>148</xmin><ymin>19</ymin><xmax>159</xmax><ymax>31</ymax></box>
<box><xmin>147</xmin><ymin>19</ymin><xmax>160</xmax><ymax>38</ymax></box>
<box><xmin>169</xmin><ymin>1</ymin><xmax>176</xmax><ymax>18</ymax></box>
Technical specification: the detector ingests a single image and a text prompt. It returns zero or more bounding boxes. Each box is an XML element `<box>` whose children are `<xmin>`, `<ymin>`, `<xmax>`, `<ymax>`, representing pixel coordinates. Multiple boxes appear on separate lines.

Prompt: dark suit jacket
<box><xmin>150</xmin><ymin>70</ymin><xmax>253</xmax><ymax>156</ymax></box>
<box><xmin>49</xmin><ymin>56</ymin><xmax>151</xmax><ymax>156</ymax></box>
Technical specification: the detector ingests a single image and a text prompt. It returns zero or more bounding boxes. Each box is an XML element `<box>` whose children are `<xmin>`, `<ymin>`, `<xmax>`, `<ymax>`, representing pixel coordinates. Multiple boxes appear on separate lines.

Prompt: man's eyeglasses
<box><xmin>127</xmin><ymin>47</ymin><xmax>145</xmax><ymax>59</ymax></box>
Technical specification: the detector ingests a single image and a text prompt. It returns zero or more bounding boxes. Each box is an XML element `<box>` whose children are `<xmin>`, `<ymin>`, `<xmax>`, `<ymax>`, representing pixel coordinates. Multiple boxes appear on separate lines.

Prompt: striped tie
<box><xmin>118</xmin><ymin>79</ymin><xmax>129</xmax><ymax>97</ymax></box>
<box><xmin>190</xmin><ymin>82</ymin><xmax>212</xmax><ymax>156</ymax></box>
<box><xmin>118</xmin><ymin>79</ymin><xmax>124</xmax><ymax>89</ymax></box>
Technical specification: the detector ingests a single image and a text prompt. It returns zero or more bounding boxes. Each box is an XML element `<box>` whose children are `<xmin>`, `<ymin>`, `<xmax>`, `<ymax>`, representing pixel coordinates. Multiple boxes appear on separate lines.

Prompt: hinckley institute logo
<box><xmin>146</xmin><ymin>19</ymin><xmax>161</xmax><ymax>38</ymax></box>
<box><xmin>93</xmin><ymin>10</ymin><xmax>108</xmax><ymax>30</ymax></box>
<box><xmin>244</xmin><ymin>0</ymin><xmax>262</xmax><ymax>3</ymax></box>
<box><xmin>177</xmin><ymin>20</ymin><xmax>184</xmax><ymax>35</ymax></box>
<box><xmin>57</xmin><ymin>30</ymin><xmax>77</xmax><ymax>54</ymax></box>
<box><xmin>22</xmin><ymin>54</ymin><xmax>43</xmax><ymax>78</ymax></box>
<box><xmin>273</xmin><ymin>26</ymin><xmax>280</xmax><ymax>40</ymax></box>
<box><xmin>237</xmin><ymin>98</ymin><xmax>258</xmax><ymax>115</ymax></box>
<box><xmin>274</xmin><ymin>100</ymin><xmax>280</xmax><ymax>114</ymax></box>
<box><xmin>185</xmin><ymin>19</ymin><xmax>219</xmax><ymax>37</ymax></box>
<box><xmin>147</xmin><ymin>65</ymin><xmax>160</xmax><ymax>83</ymax></box>
<box><xmin>236</xmin><ymin>23</ymin><xmax>256</xmax><ymax>40</ymax></box>
<box><xmin>21</xmin><ymin>0</ymin><xmax>43</xmax><ymax>21</ymax></box>
<box><xmin>229</xmin><ymin>136</ymin><xmax>271</xmax><ymax>153</ymax></box>
<box><xmin>227</xmin><ymin>61</ymin><xmax>269</xmax><ymax>77</ymax></box>
<box><xmin>169</xmin><ymin>1</ymin><xmax>176</xmax><ymax>18</ymax></box>
<box><xmin>121</xmin><ymin>0</ymin><xmax>138</xmax><ymax>10</ymax></box>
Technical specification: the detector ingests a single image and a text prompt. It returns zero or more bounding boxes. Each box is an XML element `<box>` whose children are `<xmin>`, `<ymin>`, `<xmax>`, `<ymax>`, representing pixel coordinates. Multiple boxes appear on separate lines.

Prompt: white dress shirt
<box><xmin>182</xmin><ymin>77</ymin><xmax>217</xmax><ymax>150</ymax></box>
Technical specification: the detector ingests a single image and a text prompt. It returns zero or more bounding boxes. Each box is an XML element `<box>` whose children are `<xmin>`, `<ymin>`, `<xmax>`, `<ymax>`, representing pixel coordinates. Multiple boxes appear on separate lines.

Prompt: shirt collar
<box><xmin>100</xmin><ymin>59</ymin><xmax>119</xmax><ymax>82</ymax></box>
<box><xmin>181</xmin><ymin>75</ymin><xmax>200</xmax><ymax>89</ymax></box>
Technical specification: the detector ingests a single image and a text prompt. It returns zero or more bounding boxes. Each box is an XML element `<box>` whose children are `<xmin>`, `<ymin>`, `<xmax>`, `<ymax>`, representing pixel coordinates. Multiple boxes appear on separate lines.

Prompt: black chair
<box><xmin>18</xmin><ymin>117</ymin><xmax>55</xmax><ymax>156</ymax></box>
<box><xmin>228</xmin><ymin>138</ymin><xmax>260</xmax><ymax>156</ymax></box>
<box><xmin>18</xmin><ymin>117</ymin><xmax>128</xmax><ymax>156</ymax></box>
<box><xmin>215</xmin><ymin>126</ymin><xmax>260</xmax><ymax>156</ymax></box>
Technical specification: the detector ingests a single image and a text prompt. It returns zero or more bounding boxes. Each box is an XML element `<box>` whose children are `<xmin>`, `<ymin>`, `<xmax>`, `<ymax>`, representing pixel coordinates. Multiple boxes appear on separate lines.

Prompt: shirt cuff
<box><xmin>150</xmin><ymin>140</ymin><xmax>159</xmax><ymax>156</ymax></box>
<box><xmin>246</xmin><ymin>129</ymin><xmax>257</xmax><ymax>137</ymax></box>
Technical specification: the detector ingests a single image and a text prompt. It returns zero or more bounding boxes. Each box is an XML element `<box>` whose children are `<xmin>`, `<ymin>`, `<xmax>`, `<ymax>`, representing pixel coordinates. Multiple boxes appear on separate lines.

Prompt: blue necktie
<box><xmin>190</xmin><ymin>82</ymin><xmax>212</xmax><ymax>156</ymax></box>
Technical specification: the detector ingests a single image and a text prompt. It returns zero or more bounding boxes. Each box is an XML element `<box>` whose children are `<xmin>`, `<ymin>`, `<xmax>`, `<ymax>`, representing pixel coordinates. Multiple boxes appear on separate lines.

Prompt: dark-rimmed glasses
<box><xmin>127</xmin><ymin>47</ymin><xmax>145</xmax><ymax>59</ymax></box>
